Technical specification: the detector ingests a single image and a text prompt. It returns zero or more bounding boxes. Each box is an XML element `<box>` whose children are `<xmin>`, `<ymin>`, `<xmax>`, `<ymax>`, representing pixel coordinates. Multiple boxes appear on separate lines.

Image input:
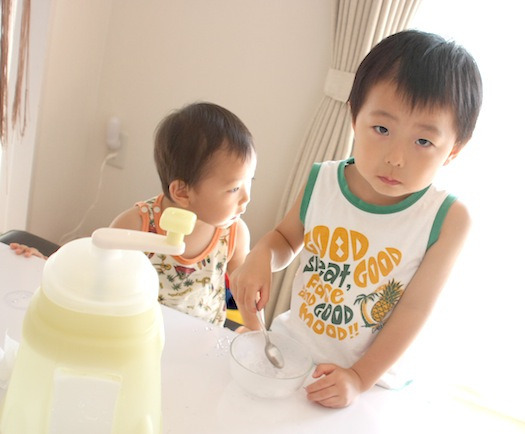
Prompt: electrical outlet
<box><xmin>107</xmin><ymin>136</ymin><xmax>126</xmax><ymax>169</ymax></box>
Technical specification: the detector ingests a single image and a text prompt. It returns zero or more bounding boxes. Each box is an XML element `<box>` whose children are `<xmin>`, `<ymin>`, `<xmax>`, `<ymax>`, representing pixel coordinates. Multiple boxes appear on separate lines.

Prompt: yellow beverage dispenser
<box><xmin>0</xmin><ymin>208</ymin><xmax>196</xmax><ymax>434</ymax></box>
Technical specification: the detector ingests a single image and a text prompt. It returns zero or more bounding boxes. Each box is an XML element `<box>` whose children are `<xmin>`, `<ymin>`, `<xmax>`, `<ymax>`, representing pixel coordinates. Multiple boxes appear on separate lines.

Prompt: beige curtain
<box><xmin>1</xmin><ymin>0</ymin><xmax>13</xmax><ymax>145</ymax></box>
<box><xmin>266</xmin><ymin>0</ymin><xmax>421</xmax><ymax>324</ymax></box>
<box><xmin>1</xmin><ymin>0</ymin><xmax>31</xmax><ymax>147</ymax></box>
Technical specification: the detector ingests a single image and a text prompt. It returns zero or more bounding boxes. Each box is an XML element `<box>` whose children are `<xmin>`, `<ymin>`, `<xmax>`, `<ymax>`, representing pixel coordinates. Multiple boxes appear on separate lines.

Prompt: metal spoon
<box><xmin>256</xmin><ymin>307</ymin><xmax>284</xmax><ymax>369</ymax></box>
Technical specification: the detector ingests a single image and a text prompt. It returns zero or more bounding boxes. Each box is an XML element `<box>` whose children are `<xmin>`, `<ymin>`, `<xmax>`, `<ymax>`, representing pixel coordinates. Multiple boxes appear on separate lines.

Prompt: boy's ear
<box><xmin>168</xmin><ymin>180</ymin><xmax>190</xmax><ymax>207</ymax></box>
<box><xmin>444</xmin><ymin>143</ymin><xmax>463</xmax><ymax>166</ymax></box>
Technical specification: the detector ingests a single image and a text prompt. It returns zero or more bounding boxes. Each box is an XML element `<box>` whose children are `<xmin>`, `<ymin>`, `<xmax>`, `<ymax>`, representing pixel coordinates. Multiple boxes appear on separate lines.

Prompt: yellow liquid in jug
<box><xmin>0</xmin><ymin>288</ymin><xmax>164</xmax><ymax>434</ymax></box>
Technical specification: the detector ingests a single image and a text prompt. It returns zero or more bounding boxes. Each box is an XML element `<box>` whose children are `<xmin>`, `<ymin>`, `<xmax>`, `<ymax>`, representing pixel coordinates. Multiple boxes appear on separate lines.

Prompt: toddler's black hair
<box><xmin>154</xmin><ymin>102</ymin><xmax>255</xmax><ymax>199</ymax></box>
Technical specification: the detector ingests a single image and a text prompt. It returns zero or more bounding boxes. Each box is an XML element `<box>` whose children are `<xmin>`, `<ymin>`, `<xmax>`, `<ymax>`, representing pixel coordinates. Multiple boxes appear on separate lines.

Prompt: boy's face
<box><xmin>350</xmin><ymin>80</ymin><xmax>461</xmax><ymax>205</ymax></box>
<box><xmin>186</xmin><ymin>146</ymin><xmax>256</xmax><ymax>229</ymax></box>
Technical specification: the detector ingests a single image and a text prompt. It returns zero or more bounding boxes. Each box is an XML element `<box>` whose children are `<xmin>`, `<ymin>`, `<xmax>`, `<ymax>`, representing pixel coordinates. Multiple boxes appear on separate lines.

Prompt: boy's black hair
<box><xmin>349</xmin><ymin>29</ymin><xmax>482</xmax><ymax>145</ymax></box>
<box><xmin>154</xmin><ymin>102</ymin><xmax>255</xmax><ymax>199</ymax></box>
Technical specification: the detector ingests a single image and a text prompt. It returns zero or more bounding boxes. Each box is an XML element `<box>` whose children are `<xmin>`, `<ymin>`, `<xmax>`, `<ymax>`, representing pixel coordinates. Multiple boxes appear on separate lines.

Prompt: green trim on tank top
<box><xmin>300</xmin><ymin>158</ymin><xmax>456</xmax><ymax>252</ymax></box>
<box><xmin>338</xmin><ymin>158</ymin><xmax>430</xmax><ymax>214</ymax></box>
<box><xmin>427</xmin><ymin>194</ymin><xmax>456</xmax><ymax>250</ymax></box>
<box><xmin>300</xmin><ymin>162</ymin><xmax>322</xmax><ymax>224</ymax></box>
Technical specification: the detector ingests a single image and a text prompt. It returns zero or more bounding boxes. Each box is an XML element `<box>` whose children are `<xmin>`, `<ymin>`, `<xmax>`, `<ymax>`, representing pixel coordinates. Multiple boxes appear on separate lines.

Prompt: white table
<box><xmin>0</xmin><ymin>243</ymin><xmax>521</xmax><ymax>433</ymax></box>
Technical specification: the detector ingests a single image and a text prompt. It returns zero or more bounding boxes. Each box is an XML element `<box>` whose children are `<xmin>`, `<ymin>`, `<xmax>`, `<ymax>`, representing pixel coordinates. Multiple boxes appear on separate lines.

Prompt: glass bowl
<box><xmin>229</xmin><ymin>330</ymin><xmax>313</xmax><ymax>398</ymax></box>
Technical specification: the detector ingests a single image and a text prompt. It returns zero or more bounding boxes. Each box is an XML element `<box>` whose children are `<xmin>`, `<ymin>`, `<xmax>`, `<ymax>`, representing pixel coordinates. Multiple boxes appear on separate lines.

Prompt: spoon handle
<box><xmin>255</xmin><ymin>308</ymin><xmax>271</xmax><ymax>341</ymax></box>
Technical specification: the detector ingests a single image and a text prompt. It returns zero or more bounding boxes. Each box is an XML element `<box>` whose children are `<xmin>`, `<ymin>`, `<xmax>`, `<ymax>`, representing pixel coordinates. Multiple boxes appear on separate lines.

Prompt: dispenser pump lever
<box><xmin>92</xmin><ymin>207</ymin><xmax>197</xmax><ymax>256</ymax></box>
<box><xmin>160</xmin><ymin>207</ymin><xmax>196</xmax><ymax>247</ymax></box>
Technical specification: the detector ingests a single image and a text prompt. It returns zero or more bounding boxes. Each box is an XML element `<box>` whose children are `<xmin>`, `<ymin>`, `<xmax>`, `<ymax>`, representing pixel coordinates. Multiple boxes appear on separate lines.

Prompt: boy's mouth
<box><xmin>378</xmin><ymin>175</ymin><xmax>401</xmax><ymax>186</ymax></box>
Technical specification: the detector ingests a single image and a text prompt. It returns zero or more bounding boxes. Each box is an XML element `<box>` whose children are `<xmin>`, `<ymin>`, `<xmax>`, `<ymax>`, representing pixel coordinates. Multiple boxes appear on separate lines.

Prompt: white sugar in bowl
<box><xmin>229</xmin><ymin>331</ymin><xmax>313</xmax><ymax>398</ymax></box>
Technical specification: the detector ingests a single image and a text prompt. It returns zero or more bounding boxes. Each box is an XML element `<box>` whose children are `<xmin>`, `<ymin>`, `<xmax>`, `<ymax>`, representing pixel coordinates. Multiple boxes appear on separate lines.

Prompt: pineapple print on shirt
<box><xmin>299</xmin><ymin>225</ymin><xmax>405</xmax><ymax>341</ymax></box>
<box><xmin>355</xmin><ymin>279</ymin><xmax>405</xmax><ymax>332</ymax></box>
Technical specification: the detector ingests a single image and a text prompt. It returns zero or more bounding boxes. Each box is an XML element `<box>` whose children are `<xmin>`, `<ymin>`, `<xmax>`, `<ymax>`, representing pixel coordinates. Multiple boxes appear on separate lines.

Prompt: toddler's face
<box><xmin>350</xmin><ymin>80</ymin><xmax>460</xmax><ymax>205</ymax></box>
<box><xmin>187</xmin><ymin>147</ymin><xmax>256</xmax><ymax>228</ymax></box>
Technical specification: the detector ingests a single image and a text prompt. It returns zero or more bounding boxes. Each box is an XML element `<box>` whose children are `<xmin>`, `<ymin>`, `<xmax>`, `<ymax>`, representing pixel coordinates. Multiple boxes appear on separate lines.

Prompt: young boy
<box><xmin>229</xmin><ymin>30</ymin><xmax>482</xmax><ymax>407</ymax></box>
<box><xmin>13</xmin><ymin>102</ymin><xmax>260</xmax><ymax>330</ymax></box>
<box><xmin>111</xmin><ymin>102</ymin><xmax>259</xmax><ymax>331</ymax></box>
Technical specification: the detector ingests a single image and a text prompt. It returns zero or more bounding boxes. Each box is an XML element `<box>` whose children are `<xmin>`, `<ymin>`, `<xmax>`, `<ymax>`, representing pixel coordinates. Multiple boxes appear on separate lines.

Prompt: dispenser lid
<box><xmin>42</xmin><ymin>237</ymin><xmax>159</xmax><ymax>316</ymax></box>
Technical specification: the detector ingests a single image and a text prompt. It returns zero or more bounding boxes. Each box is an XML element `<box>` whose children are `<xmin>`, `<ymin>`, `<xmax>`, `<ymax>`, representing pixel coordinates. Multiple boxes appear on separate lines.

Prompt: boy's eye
<box><xmin>373</xmin><ymin>125</ymin><xmax>389</xmax><ymax>135</ymax></box>
<box><xmin>229</xmin><ymin>187</ymin><xmax>240</xmax><ymax>193</ymax></box>
<box><xmin>416</xmin><ymin>138</ymin><xmax>433</xmax><ymax>147</ymax></box>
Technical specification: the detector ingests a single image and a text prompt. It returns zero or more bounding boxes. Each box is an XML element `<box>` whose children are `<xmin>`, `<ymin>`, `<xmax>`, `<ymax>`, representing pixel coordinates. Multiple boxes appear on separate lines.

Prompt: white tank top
<box><xmin>272</xmin><ymin>159</ymin><xmax>455</xmax><ymax>387</ymax></box>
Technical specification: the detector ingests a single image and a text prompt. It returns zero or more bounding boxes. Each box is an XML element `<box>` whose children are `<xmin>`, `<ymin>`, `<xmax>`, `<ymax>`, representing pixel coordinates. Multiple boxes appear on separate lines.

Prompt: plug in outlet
<box><xmin>108</xmin><ymin>137</ymin><xmax>126</xmax><ymax>169</ymax></box>
<box><xmin>106</xmin><ymin>116</ymin><xmax>125</xmax><ymax>169</ymax></box>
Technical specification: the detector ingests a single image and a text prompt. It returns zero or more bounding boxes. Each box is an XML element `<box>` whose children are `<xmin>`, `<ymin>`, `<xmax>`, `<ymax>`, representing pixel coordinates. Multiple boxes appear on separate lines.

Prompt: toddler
<box><xmin>111</xmin><ymin>102</ymin><xmax>259</xmax><ymax>330</ymax></box>
<box><xmin>11</xmin><ymin>102</ymin><xmax>259</xmax><ymax>330</ymax></box>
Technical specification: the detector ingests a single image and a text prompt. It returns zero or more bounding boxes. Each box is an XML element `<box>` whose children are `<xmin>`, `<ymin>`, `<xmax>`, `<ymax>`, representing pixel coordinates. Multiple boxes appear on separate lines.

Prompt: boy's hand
<box><xmin>229</xmin><ymin>251</ymin><xmax>272</xmax><ymax>313</ymax></box>
<box><xmin>9</xmin><ymin>243</ymin><xmax>47</xmax><ymax>260</ymax></box>
<box><xmin>305</xmin><ymin>364</ymin><xmax>363</xmax><ymax>408</ymax></box>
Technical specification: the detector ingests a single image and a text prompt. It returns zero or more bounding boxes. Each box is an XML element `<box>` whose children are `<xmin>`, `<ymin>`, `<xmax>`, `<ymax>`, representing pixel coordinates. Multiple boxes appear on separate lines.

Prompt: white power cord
<box><xmin>59</xmin><ymin>152</ymin><xmax>117</xmax><ymax>245</ymax></box>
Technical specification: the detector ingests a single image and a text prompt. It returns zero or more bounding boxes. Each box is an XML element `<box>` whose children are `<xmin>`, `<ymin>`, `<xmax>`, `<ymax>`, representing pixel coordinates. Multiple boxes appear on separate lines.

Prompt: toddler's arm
<box><xmin>9</xmin><ymin>243</ymin><xmax>47</xmax><ymax>260</ymax></box>
<box><xmin>8</xmin><ymin>206</ymin><xmax>144</xmax><ymax>261</ymax></box>
<box><xmin>109</xmin><ymin>206</ymin><xmax>143</xmax><ymax>230</ymax></box>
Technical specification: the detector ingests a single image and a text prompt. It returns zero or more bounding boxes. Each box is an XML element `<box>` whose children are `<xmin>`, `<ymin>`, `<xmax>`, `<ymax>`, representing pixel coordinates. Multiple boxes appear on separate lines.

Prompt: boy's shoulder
<box><xmin>306</xmin><ymin>158</ymin><xmax>348</xmax><ymax>185</ymax></box>
<box><xmin>443</xmin><ymin>197</ymin><xmax>471</xmax><ymax>228</ymax></box>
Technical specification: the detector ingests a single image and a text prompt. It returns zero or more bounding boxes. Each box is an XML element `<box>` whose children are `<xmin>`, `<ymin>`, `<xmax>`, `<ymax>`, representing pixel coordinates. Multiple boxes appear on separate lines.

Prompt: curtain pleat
<box><xmin>1</xmin><ymin>0</ymin><xmax>12</xmax><ymax>147</ymax></box>
<box><xmin>0</xmin><ymin>0</ymin><xmax>31</xmax><ymax>147</ymax></box>
<box><xmin>266</xmin><ymin>0</ymin><xmax>421</xmax><ymax>324</ymax></box>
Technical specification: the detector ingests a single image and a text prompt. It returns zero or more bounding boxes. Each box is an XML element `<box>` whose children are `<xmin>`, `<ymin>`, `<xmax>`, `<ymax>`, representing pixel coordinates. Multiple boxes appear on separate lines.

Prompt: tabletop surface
<box><xmin>0</xmin><ymin>242</ymin><xmax>521</xmax><ymax>434</ymax></box>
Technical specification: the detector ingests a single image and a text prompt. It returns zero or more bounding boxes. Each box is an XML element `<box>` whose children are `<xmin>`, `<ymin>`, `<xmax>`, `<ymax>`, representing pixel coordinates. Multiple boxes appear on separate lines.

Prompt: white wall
<box><xmin>28</xmin><ymin>0</ymin><xmax>113</xmax><ymax>241</ymax></box>
<box><xmin>27</xmin><ymin>0</ymin><xmax>332</xmax><ymax>245</ymax></box>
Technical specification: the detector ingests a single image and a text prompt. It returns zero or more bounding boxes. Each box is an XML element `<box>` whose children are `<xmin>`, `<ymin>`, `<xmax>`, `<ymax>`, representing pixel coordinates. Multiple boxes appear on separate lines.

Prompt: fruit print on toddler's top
<box><xmin>135</xmin><ymin>194</ymin><xmax>236</xmax><ymax>326</ymax></box>
<box><xmin>271</xmin><ymin>159</ymin><xmax>456</xmax><ymax>370</ymax></box>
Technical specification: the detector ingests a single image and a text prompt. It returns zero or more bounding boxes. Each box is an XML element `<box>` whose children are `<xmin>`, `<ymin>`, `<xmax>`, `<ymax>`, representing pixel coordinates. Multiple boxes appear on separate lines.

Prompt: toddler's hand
<box><xmin>305</xmin><ymin>364</ymin><xmax>363</xmax><ymax>408</ymax></box>
<box><xmin>9</xmin><ymin>243</ymin><xmax>47</xmax><ymax>260</ymax></box>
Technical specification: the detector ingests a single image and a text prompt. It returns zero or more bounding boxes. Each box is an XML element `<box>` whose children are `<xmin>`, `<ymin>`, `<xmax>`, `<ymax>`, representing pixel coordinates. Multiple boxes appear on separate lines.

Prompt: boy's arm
<box><xmin>229</xmin><ymin>187</ymin><xmax>306</xmax><ymax>314</ymax></box>
<box><xmin>351</xmin><ymin>201</ymin><xmax>471</xmax><ymax>389</ymax></box>
<box><xmin>306</xmin><ymin>200</ymin><xmax>471</xmax><ymax>407</ymax></box>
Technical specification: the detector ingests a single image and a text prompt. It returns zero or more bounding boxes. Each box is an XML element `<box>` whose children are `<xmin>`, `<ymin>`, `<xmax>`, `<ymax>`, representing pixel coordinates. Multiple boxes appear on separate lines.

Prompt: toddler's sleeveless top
<box><xmin>136</xmin><ymin>194</ymin><xmax>236</xmax><ymax>325</ymax></box>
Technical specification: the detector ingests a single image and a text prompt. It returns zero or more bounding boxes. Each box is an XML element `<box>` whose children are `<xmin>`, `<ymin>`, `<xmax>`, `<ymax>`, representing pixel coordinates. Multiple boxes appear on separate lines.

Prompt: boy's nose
<box><xmin>385</xmin><ymin>143</ymin><xmax>404</xmax><ymax>167</ymax></box>
<box><xmin>239</xmin><ymin>185</ymin><xmax>251</xmax><ymax>205</ymax></box>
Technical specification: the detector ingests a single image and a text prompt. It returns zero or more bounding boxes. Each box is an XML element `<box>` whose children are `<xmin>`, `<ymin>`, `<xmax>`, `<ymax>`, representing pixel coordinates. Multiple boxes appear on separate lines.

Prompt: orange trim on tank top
<box><xmin>138</xmin><ymin>194</ymin><xmax>235</xmax><ymax>265</ymax></box>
